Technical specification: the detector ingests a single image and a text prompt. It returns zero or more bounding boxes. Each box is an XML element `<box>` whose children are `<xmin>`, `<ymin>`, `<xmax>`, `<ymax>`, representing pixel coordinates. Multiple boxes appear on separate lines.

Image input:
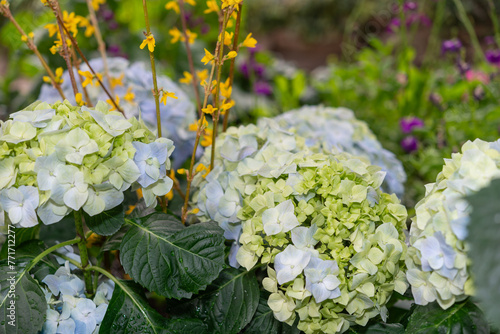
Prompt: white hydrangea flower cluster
<box><xmin>38</xmin><ymin>57</ymin><xmax>197</xmax><ymax>167</ymax></box>
<box><xmin>193</xmin><ymin>120</ymin><xmax>408</xmax><ymax>333</ymax></box>
<box><xmin>40</xmin><ymin>261</ymin><xmax>114</xmax><ymax>334</ymax></box>
<box><xmin>406</xmin><ymin>139</ymin><xmax>500</xmax><ymax>309</ymax></box>
<box><xmin>0</xmin><ymin>100</ymin><xmax>174</xmax><ymax>228</ymax></box>
<box><xmin>268</xmin><ymin>105</ymin><xmax>406</xmax><ymax>197</ymax></box>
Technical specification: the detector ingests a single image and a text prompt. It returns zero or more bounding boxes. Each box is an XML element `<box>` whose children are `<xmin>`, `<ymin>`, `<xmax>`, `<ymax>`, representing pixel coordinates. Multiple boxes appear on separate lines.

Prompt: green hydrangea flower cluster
<box><xmin>237</xmin><ymin>152</ymin><xmax>408</xmax><ymax>333</ymax></box>
<box><xmin>406</xmin><ymin>139</ymin><xmax>500</xmax><ymax>309</ymax></box>
<box><xmin>0</xmin><ymin>100</ymin><xmax>174</xmax><ymax>228</ymax></box>
<box><xmin>193</xmin><ymin>119</ymin><xmax>408</xmax><ymax>333</ymax></box>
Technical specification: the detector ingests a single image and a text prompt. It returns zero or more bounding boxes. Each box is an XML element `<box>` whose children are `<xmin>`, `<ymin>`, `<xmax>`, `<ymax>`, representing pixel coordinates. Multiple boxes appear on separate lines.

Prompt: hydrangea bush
<box><xmin>0</xmin><ymin>99</ymin><xmax>174</xmax><ymax>227</ymax></box>
<box><xmin>38</xmin><ymin>57</ymin><xmax>196</xmax><ymax>167</ymax></box>
<box><xmin>193</xmin><ymin>119</ymin><xmax>408</xmax><ymax>333</ymax></box>
<box><xmin>406</xmin><ymin>139</ymin><xmax>500</xmax><ymax>309</ymax></box>
<box><xmin>269</xmin><ymin>105</ymin><xmax>407</xmax><ymax>197</ymax></box>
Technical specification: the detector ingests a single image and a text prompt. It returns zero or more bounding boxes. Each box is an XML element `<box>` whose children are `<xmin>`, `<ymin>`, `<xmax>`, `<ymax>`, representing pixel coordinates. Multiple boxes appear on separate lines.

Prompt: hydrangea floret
<box><xmin>0</xmin><ymin>100</ymin><xmax>174</xmax><ymax>227</ymax></box>
<box><xmin>40</xmin><ymin>261</ymin><xmax>114</xmax><ymax>334</ymax></box>
<box><xmin>268</xmin><ymin>105</ymin><xmax>407</xmax><ymax>197</ymax></box>
<box><xmin>38</xmin><ymin>57</ymin><xmax>196</xmax><ymax>167</ymax></box>
<box><xmin>193</xmin><ymin>119</ymin><xmax>408</xmax><ymax>332</ymax></box>
<box><xmin>406</xmin><ymin>139</ymin><xmax>500</xmax><ymax>309</ymax></box>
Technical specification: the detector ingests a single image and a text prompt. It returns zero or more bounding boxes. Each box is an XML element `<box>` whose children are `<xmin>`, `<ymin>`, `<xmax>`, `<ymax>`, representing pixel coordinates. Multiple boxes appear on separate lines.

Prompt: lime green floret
<box><xmin>236</xmin><ymin>153</ymin><xmax>408</xmax><ymax>334</ymax></box>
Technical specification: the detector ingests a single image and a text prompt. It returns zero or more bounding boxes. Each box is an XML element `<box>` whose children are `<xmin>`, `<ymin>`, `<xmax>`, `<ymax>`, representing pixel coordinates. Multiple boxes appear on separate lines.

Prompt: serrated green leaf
<box><xmin>119</xmin><ymin>213</ymin><xmax>225</xmax><ymax>299</ymax></box>
<box><xmin>164</xmin><ymin>318</ymin><xmax>209</xmax><ymax>334</ymax></box>
<box><xmin>0</xmin><ymin>226</ymin><xmax>39</xmax><ymax>260</ymax></box>
<box><xmin>99</xmin><ymin>280</ymin><xmax>168</xmax><ymax>334</ymax></box>
<box><xmin>245</xmin><ymin>291</ymin><xmax>300</xmax><ymax>334</ymax></box>
<box><xmin>195</xmin><ymin>268</ymin><xmax>259</xmax><ymax>334</ymax></box>
<box><xmin>467</xmin><ymin>178</ymin><xmax>500</xmax><ymax>330</ymax></box>
<box><xmin>84</xmin><ymin>206</ymin><xmax>125</xmax><ymax>236</ymax></box>
<box><xmin>0</xmin><ymin>264</ymin><xmax>47</xmax><ymax>334</ymax></box>
<box><xmin>404</xmin><ymin>300</ymin><xmax>489</xmax><ymax>334</ymax></box>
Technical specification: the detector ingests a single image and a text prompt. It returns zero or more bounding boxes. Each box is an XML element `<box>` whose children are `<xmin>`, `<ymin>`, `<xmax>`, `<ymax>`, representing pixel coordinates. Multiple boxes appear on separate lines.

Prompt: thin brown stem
<box><xmin>85</xmin><ymin>0</ymin><xmax>114</xmax><ymax>96</ymax></box>
<box><xmin>142</xmin><ymin>0</ymin><xmax>162</xmax><ymax>137</ymax></box>
<box><xmin>48</xmin><ymin>0</ymin><xmax>79</xmax><ymax>97</ymax></box>
<box><xmin>178</xmin><ymin>0</ymin><xmax>202</xmax><ymax>117</ymax></box>
<box><xmin>181</xmin><ymin>114</ymin><xmax>206</xmax><ymax>224</ymax></box>
<box><xmin>55</xmin><ymin>15</ymin><xmax>123</xmax><ymax>113</ymax></box>
<box><xmin>210</xmin><ymin>10</ymin><xmax>230</xmax><ymax>170</ymax></box>
<box><xmin>0</xmin><ymin>4</ymin><xmax>66</xmax><ymax>100</ymax></box>
<box><xmin>70</xmin><ymin>48</ymin><xmax>93</xmax><ymax>107</ymax></box>
<box><xmin>223</xmin><ymin>5</ymin><xmax>243</xmax><ymax>131</ymax></box>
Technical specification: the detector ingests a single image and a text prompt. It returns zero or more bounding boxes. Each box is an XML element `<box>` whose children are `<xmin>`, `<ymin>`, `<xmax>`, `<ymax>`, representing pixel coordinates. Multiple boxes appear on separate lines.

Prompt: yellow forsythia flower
<box><xmin>124</xmin><ymin>87</ymin><xmax>135</xmax><ymax>103</ymax></box>
<box><xmin>107</xmin><ymin>96</ymin><xmax>120</xmax><ymax>111</ymax></box>
<box><xmin>227</xmin><ymin>51</ymin><xmax>237</xmax><ymax>59</ymax></box>
<box><xmin>140</xmin><ymin>34</ymin><xmax>156</xmax><ymax>52</ymax></box>
<box><xmin>204</xmin><ymin>0</ymin><xmax>218</xmax><ymax>14</ymax></box>
<box><xmin>201</xmin><ymin>48</ymin><xmax>214</xmax><ymax>65</ymax></box>
<box><xmin>241</xmin><ymin>33</ymin><xmax>257</xmax><ymax>48</ymax></box>
<box><xmin>202</xmin><ymin>104</ymin><xmax>217</xmax><ymax>115</ymax></box>
<box><xmin>165</xmin><ymin>0</ymin><xmax>180</xmax><ymax>13</ymax></box>
<box><xmin>179</xmin><ymin>71</ymin><xmax>193</xmax><ymax>85</ymax></box>
<box><xmin>160</xmin><ymin>91</ymin><xmax>178</xmax><ymax>105</ymax></box>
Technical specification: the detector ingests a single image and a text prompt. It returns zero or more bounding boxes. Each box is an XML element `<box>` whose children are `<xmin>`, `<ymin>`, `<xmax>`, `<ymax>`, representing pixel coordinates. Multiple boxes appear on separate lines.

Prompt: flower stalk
<box><xmin>452</xmin><ymin>0</ymin><xmax>485</xmax><ymax>63</ymax></box>
<box><xmin>486</xmin><ymin>0</ymin><xmax>500</xmax><ymax>48</ymax></box>
<box><xmin>85</xmin><ymin>0</ymin><xmax>114</xmax><ymax>96</ymax></box>
<box><xmin>142</xmin><ymin>0</ymin><xmax>162</xmax><ymax>138</ymax></box>
<box><xmin>55</xmin><ymin>14</ymin><xmax>123</xmax><ymax>114</ymax></box>
<box><xmin>74</xmin><ymin>209</ymin><xmax>94</xmax><ymax>297</ymax></box>
<box><xmin>210</xmin><ymin>10</ymin><xmax>230</xmax><ymax>170</ymax></box>
<box><xmin>0</xmin><ymin>3</ymin><xmax>66</xmax><ymax>100</ymax></box>
<box><xmin>48</xmin><ymin>0</ymin><xmax>80</xmax><ymax>97</ymax></box>
<box><xmin>223</xmin><ymin>4</ymin><xmax>243</xmax><ymax>131</ymax></box>
<box><xmin>178</xmin><ymin>0</ymin><xmax>202</xmax><ymax>116</ymax></box>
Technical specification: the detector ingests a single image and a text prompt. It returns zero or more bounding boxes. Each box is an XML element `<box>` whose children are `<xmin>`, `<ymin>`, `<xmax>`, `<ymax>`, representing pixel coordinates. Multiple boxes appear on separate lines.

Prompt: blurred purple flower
<box><xmin>254</xmin><ymin>81</ymin><xmax>272</xmax><ymax>96</ymax></box>
<box><xmin>456</xmin><ymin>60</ymin><xmax>470</xmax><ymax>75</ymax></box>
<box><xmin>108</xmin><ymin>21</ymin><xmax>118</xmax><ymax>30</ymax></box>
<box><xmin>239</xmin><ymin>62</ymin><xmax>249</xmax><ymax>78</ymax></box>
<box><xmin>254</xmin><ymin>63</ymin><xmax>266</xmax><ymax>78</ymax></box>
<box><xmin>429</xmin><ymin>93</ymin><xmax>444</xmax><ymax>110</ymax></box>
<box><xmin>406</xmin><ymin>14</ymin><xmax>431</xmax><ymax>28</ymax></box>
<box><xmin>400</xmin><ymin>117</ymin><xmax>424</xmax><ymax>133</ymax></box>
<box><xmin>485</xmin><ymin>50</ymin><xmax>500</xmax><ymax>66</ymax></box>
<box><xmin>441</xmin><ymin>39</ymin><xmax>462</xmax><ymax>54</ymax></box>
<box><xmin>108</xmin><ymin>45</ymin><xmax>127</xmax><ymax>59</ymax></box>
<box><xmin>201</xmin><ymin>24</ymin><xmax>210</xmax><ymax>34</ymax></box>
<box><xmin>387</xmin><ymin>18</ymin><xmax>401</xmax><ymax>33</ymax></box>
<box><xmin>401</xmin><ymin>136</ymin><xmax>419</xmax><ymax>153</ymax></box>
<box><xmin>404</xmin><ymin>2</ymin><xmax>418</xmax><ymax>11</ymax></box>
<box><xmin>485</xmin><ymin>36</ymin><xmax>496</xmax><ymax>46</ymax></box>
<box><xmin>100</xmin><ymin>9</ymin><xmax>114</xmax><ymax>21</ymax></box>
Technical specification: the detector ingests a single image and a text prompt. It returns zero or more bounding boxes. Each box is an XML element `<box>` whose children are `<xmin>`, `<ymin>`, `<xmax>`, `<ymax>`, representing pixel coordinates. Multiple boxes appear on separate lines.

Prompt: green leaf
<box><xmin>164</xmin><ymin>318</ymin><xmax>209</xmax><ymax>334</ymax></box>
<box><xmin>0</xmin><ymin>263</ymin><xmax>47</xmax><ymax>334</ymax></box>
<box><xmin>84</xmin><ymin>206</ymin><xmax>125</xmax><ymax>236</ymax></box>
<box><xmin>101</xmin><ymin>226</ymin><xmax>130</xmax><ymax>252</ymax></box>
<box><xmin>0</xmin><ymin>225</ymin><xmax>39</xmax><ymax>260</ymax></box>
<box><xmin>467</xmin><ymin>178</ymin><xmax>500</xmax><ymax>330</ymax></box>
<box><xmin>119</xmin><ymin>213</ymin><xmax>225</xmax><ymax>299</ymax></box>
<box><xmin>245</xmin><ymin>291</ymin><xmax>300</xmax><ymax>334</ymax></box>
<box><xmin>404</xmin><ymin>300</ymin><xmax>489</xmax><ymax>334</ymax></box>
<box><xmin>195</xmin><ymin>268</ymin><xmax>259</xmax><ymax>334</ymax></box>
<box><xmin>101</xmin><ymin>279</ymin><xmax>186</xmax><ymax>334</ymax></box>
<box><xmin>364</xmin><ymin>323</ymin><xmax>404</xmax><ymax>333</ymax></box>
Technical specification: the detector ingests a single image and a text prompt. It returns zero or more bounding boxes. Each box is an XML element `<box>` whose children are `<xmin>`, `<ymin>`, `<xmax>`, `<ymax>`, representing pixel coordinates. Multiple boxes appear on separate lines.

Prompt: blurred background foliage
<box><xmin>1</xmin><ymin>0</ymin><xmax>500</xmax><ymax>212</ymax></box>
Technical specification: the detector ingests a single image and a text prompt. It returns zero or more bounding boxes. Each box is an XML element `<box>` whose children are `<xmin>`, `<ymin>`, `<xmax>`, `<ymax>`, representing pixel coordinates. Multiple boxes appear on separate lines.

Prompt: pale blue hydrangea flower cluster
<box><xmin>193</xmin><ymin>120</ymin><xmax>408</xmax><ymax>333</ymax></box>
<box><xmin>268</xmin><ymin>105</ymin><xmax>406</xmax><ymax>197</ymax></box>
<box><xmin>40</xmin><ymin>261</ymin><xmax>114</xmax><ymax>334</ymax></box>
<box><xmin>192</xmin><ymin>119</ymin><xmax>309</xmax><ymax>267</ymax></box>
<box><xmin>406</xmin><ymin>139</ymin><xmax>500</xmax><ymax>309</ymax></box>
<box><xmin>38</xmin><ymin>57</ymin><xmax>197</xmax><ymax>168</ymax></box>
<box><xmin>0</xmin><ymin>100</ymin><xmax>174</xmax><ymax>228</ymax></box>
